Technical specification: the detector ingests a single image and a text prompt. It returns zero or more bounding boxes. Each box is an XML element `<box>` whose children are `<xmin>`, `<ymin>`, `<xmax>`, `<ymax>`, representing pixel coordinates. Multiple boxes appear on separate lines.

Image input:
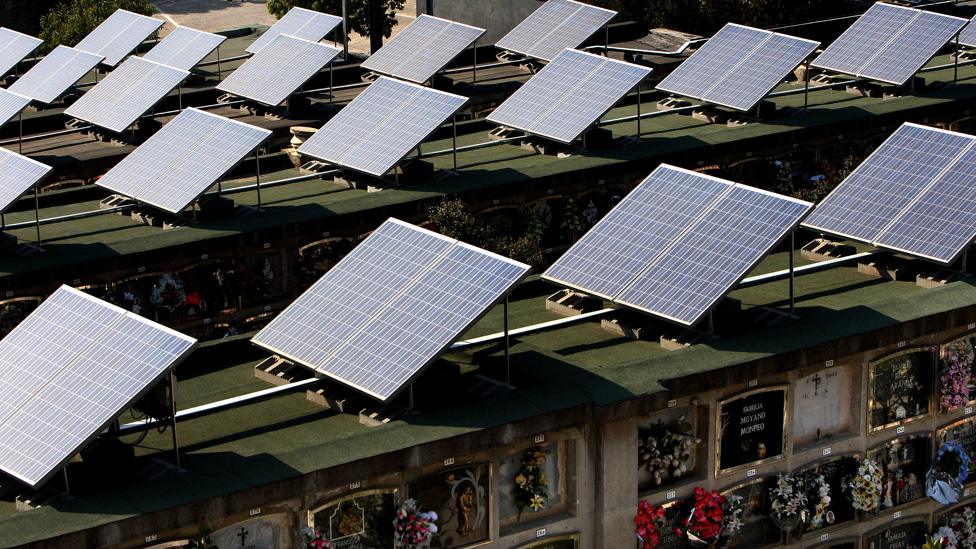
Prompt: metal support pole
<box><xmin>452</xmin><ymin>116</ymin><xmax>458</xmax><ymax>172</ymax></box>
<box><xmin>408</xmin><ymin>384</ymin><xmax>414</xmax><ymax>410</ymax></box>
<box><xmin>961</xmin><ymin>248</ymin><xmax>969</xmax><ymax>275</ymax></box>
<box><xmin>62</xmin><ymin>467</ymin><xmax>70</xmax><ymax>495</ymax></box>
<box><xmin>329</xmin><ymin>60</ymin><xmax>334</xmax><ymax>105</ymax></box>
<box><xmin>342</xmin><ymin>0</ymin><xmax>349</xmax><ymax>60</ymax></box>
<box><xmin>472</xmin><ymin>38</ymin><xmax>478</xmax><ymax>83</ymax></box>
<box><xmin>169</xmin><ymin>371</ymin><xmax>181</xmax><ymax>468</ymax></box>
<box><xmin>803</xmin><ymin>63</ymin><xmax>810</xmax><ymax>110</ymax></box>
<box><xmin>216</xmin><ymin>45</ymin><xmax>221</xmax><ymax>80</ymax></box>
<box><xmin>706</xmin><ymin>311</ymin><xmax>714</xmax><ymax>335</ymax></box>
<box><xmin>33</xmin><ymin>180</ymin><xmax>41</xmax><ymax>248</ymax></box>
<box><xmin>178</xmin><ymin>85</ymin><xmax>182</xmax><ymax>110</ymax></box>
<box><xmin>636</xmin><ymin>84</ymin><xmax>642</xmax><ymax>137</ymax></box>
<box><xmin>94</xmin><ymin>68</ymin><xmax>98</xmax><ymax>84</ymax></box>
<box><xmin>789</xmin><ymin>231</ymin><xmax>795</xmax><ymax>316</ymax></box>
<box><xmin>504</xmin><ymin>296</ymin><xmax>510</xmax><ymax>385</ymax></box>
<box><xmin>255</xmin><ymin>150</ymin><xmax>262</xmax><ymax>209</ymax></box>
<box><xmin>604</xmin><ymin>25</ymin><xmax>609</xmax><ymax>56</ymax></box>
<box><xmin>955</xmin><ymin>33</ymin><xmax>961</xmax><ymax>83</ymax></box>
<box><xmin>17</xmin><ymin>111</ymin><xmax>22</xmax><ymax>154</ymax></box>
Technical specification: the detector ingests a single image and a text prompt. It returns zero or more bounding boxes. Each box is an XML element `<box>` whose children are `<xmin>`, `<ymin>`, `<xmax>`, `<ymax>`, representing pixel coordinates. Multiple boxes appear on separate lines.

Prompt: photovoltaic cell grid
<box><xmin>218</xmin><ymin>34</ymin><xmax>340</xmax><ymax>106</ymax></box>
<box><xmin>0</xmin><ymin>28</ymin><xmax>42</xmax><ymax>77</ymax></box>
<box><xmin>495</xmin><ymin>0</ymin><xmax>616</xmax><ymax>62</ymax></box>
<box><xmin>960</xmin><ymin>17</ymin><xmax>976</xmax><ymax>48</ymax></box>
<box><xmin>7</xmin><ymin>46</ymin><xmax>103</xmax><ymax>104</ymax></box>
<box><xmin>96</xmin><ymin>108</ymin><xmax>270</xmax><ymax>214</ymax></box>
<box><xmin>253</xmin><ymin>218</ymin><xmax>530</xmax><ymax>401</ymax></box>
<box><xmin>298</xmin><ymin>76</ymin><xmax>467</xmax><ymax>177</ymax></box>
<box><xmin>803</xmin><ymin>123</ymin><xmax>976</xmax><ymax>264</ymax></box>
<box><xmin>656</xmin><ymin>23</ymin><xmax>819</xmax><ymax>112</ymax></box>
<box><xmin>143</xmin><ymin>26</ymin><xmax>226</xmax><ymax>71</ymax></box>
<box><xmin>0</xmin><ymin>89</ymin><xmax>30</xmax><ymax>129</ymax></box>
<box><xmin>74</xmin><ymin>9</ymin><xmax>163</xmax><ymax>67</ymax></box>
<box><xmin>0</xmin><ymin>147</ymin><xmax>50</xmax><ymax>214</ymax></box>
<box><xmin>247</xmin><ymin>6</ymin><xmax>342</xmax><ymax>54</ymax></box>
<box><xmin>361</xmin><ymin>15</ymin><xmax>485</xmax><ymax>84</ymax></box>
<box><xmin>64</xmin><ymin>57</ymin><xmax>189</xmax><ymax>133</ymax></box>
<box><xmin>811</xmin><ymin>3</ymin><xmax>966</xmax><ymax>85</ymax></box>
<box><xmin>543</xmin><ymin>165</ymin><xmax>812</xmax><ymax>326</ymax></box>
<box><xmin>487</xmin><ymin>48</ymin><xmax>650</xmax><ymax>144</ymax></box>
<box><xmin>0</xmin><ymin>285</ymin><xmax>196</xmax><ymax>487</ymax></box>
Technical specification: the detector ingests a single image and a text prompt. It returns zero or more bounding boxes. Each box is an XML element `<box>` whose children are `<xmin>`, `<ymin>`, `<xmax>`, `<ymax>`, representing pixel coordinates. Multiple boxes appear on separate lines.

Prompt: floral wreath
<box><xmin>806</xmin><ymin>474</ymin><xmax>834</xmax><ymax>530</ymax></box>
<box><xmin>936</xmin><ymin>441</ymin><xmax>972</xmax><ymax>485</ymax></box>
<box><xmin>847</xmin><ymin>458</ymin><xmax>883</xmax><ymax>512</ymax></box>
<box><xmin>514</xmin><ymin>445</ymin><xmax>549</xmax><ymax>517</ymax></box>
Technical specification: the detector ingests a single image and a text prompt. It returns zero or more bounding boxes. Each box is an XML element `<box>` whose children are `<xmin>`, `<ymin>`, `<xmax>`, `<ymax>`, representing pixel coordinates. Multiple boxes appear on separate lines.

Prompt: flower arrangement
<box><xmin>301</xmin><ymin>528</ymin><xmax>333</xmax><ymax>549</ymax></box>
<box><xmin>847</xmin><ymin>458</ymin><xmax>883</xmax><ymax>512</ymax></box>
<box><xmin>942</xmin><ymin>345</ymin><xmax>973</xmax><ymax>409</ymax></box>
<box><xmin>804</xmin><ymin>474</ymin><xmax>834</xmax><ymax>530</ymax></box>
<box><xmin>949</xmin><ymin>506</ymin><xmax>976</xmax><ymax>548</ymax></box>
<box><xmin>514</xmin><ymin>445</ymin><xmax>550</xmax><ymax>516</ymax></box>
<box><xmin>769</xmin><ymin>474</ymin><xmax>807</xmax><ymax>520</ymax></box>
<box><xmin>188</xmin><ymin>531</ymin><xmax>218</xmax><ymax>549</ymax></box>
<box><xmin>638</xmin><ymin>418</ymin><xmax>701</xmax><ymax>486</ymax></box>
<box><xmin>928</xmin><ymin>442</ymin><xmax>972</xmax><ymax>505</ymax></box>
<box><xmin>720</xmin><ymin>495</ymin><xmax>744</xmax><ymax>540</ymax></box>
<box><xmin>393</xmin><ymin>499</ymin><xmax>438</xmax><ymax>548</ymax></box>
<box><xmin>674</xmin><ymin>487</ymin><xmax>743</xmax><ymax>545</ymax></box>
<box><xmin>926</xmin><ymin>526</ymin><xmax>960</xmax><ymax>549</ymax></box>
<box><xmin>634</xmin><ymin>499</ymin><xmax>666</xmax><ymax>549</ymax></box>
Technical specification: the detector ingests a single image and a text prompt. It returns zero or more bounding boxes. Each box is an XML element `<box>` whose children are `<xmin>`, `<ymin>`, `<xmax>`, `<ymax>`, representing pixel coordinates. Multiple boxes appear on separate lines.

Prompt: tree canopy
<box><xmin>266</xmin><ymin>0</ymin><xmax>406</xmax><ymax>40</ymax></box>
<box><xmin>39</xmin><ymin>0</ymin><xmax>155</xmax><ymax>53</ymax></box>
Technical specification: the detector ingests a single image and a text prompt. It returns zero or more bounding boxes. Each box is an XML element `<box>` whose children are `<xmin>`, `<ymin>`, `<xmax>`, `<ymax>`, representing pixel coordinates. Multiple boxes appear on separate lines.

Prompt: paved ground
<box><xmin>151</xmin><ymin>0</ymin><xmax>416</xmax><ymax>54</ymax></box>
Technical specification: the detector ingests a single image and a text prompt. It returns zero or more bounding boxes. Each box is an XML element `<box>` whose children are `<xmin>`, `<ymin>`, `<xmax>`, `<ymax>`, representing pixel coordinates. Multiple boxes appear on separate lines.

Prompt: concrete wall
<box><xmin>417</xmin><ymin>0</ymin><xmax>543</xmax><ymax>45</ymax></box>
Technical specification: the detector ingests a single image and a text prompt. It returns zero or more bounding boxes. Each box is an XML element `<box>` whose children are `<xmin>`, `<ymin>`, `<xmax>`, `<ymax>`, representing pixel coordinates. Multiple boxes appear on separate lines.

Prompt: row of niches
<box><xmin>143</xmin><ymin>440</ymin><xmax>576</xmax><ymax>549</ymax></box>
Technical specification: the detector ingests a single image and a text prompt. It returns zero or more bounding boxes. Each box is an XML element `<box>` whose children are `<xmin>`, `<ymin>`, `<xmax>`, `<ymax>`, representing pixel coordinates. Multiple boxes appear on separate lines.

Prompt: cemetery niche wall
<box><xmin>863</xmin><ymin>517</ymin><xmax>928</xmax><ymax>549</ymax></box>
<box><xmin>719</xmin><ymin>476</ymin><xmax>780</xmax><ymax>547</ymax></box>
<box><xmin>940</xmin><ymin>332</ymin><xmax>976</xmax><ymax>411</ymax></box>
<box><xmin>938</xmin><ymin>416</ymin><xmax>976</xmax><ymax>484</ymax></box>
<box><xmin>409</xmin><ymin>463</ymin><xmax>491</xmax><ymax>548</ymax></box>
<box><xmin>866</xmin><ymin>435</ymin><xmax>932</xmax><ymax>509</ymax></box>
<box><xmin>638</xmin><ymin>406</ymin><xmax>704</xmax><ymax>491</ymax></box>
<box><xmin>794</xmin><ymin>365</ymin><xmax>857</xmax><ymax>449</ymax></box>
<box><xmin>306</xmin><ymin>488</ymin><xmax>398</xmax><ymax>548</ymax></box>
<box><xmin>868</xmin><ymin>348</ymin><xmax>934</xmax><ymax>432</ymax></box>
<box><xmin>516</xmin><ymin>533</ymin><xmax>580</xmax><ymax>548</ymax></box>
<box><xmin>935</xmin><ymin>498</ymin><xmax>976</xmax><ymax>546</ymax></box>
<box><xmin>716</xmin><ymin>386</ymin><xmax>788</xmax><ymax>475</ymax></box>
<box><xmin>795</xmin><ymin>454</ymin><xmax>859</xmax><ymax>534</ymax></box>
<box><xmin>499</xmin><ymin>441</ymin><xmax>569</xmax><ymax>528</ymax></box>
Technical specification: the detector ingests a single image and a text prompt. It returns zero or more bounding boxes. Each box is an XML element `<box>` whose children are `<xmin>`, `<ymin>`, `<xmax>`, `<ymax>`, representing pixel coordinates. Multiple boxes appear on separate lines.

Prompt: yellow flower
<box><xmin>516</xmin><ymin>474</ymin><xmax>528</xmax><ymax>487</ymax></box>
<box><xmin>530</xmin><ymin>494</ymin><xmax>545</xmax><ymax>511</ymax></box>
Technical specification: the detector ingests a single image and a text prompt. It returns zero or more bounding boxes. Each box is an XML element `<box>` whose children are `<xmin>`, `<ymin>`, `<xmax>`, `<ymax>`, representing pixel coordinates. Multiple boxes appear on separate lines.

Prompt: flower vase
<box><xmin>856</xmin><ymin>509</ymin><xmax>879</xmax><ymax>522</ymax></box>
<box><xmin>771</xmin><ymin>514</ymin><xmax>800</xmax><ymax>533</ymax></box>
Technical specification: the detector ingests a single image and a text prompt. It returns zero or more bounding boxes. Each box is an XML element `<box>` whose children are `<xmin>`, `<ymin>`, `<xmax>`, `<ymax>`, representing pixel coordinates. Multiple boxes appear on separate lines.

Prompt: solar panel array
<box><xmin>0</xmin><ymin>28</ymin><xmax>42</xmax><ymax>77</ymax></box>
<box><xmin>960</xmin><ymin>16</ymin><xmax>976</xmax><ymax>48</ymax></box>
<box><xmin>803</xmin><ymin>123</ymin><xmax>976</xmax><ymax>264</ymax></box>
<box><xmin>247</xmin><ymin>6</ymin><xmax>342</xmax><ymax>54</ymax></box>
<box><xmin>487</xmin><ymin>48</ymin><xmax>650</xmax><ymax>144</ymax></box>
<box><xmin>0</xmin><ymin>285</ymin><xmax>196</xmax><ymax>487</ymax></box>
<box><xmin>218</xmin><ymin>34</ymin><xmax>340</xmax><ymax>106</ymax></box>
<box><xmin>253</xmin><ymin>218</ymin><xmax>529</xmax><ymax>402</ymax></box>
<box><xmin>0</xmin><ymin>89</ymin><xmax>30</xmax><ymax>129</ymax></box>
<box><xmin>74</xmin><ymin>9</ymin><xmax>163</xmax><ymax>67</ymax></box>
<box><xmin>496</xmin><ymin>0</ymin><xmax>616</xmax><ymax>62</ymax></box>
<box><xmin>143</xmin><ymin>26</ymin><xmax>226</xmax><ymax>71</ymax></box>
<box><xmin>64</xmin><ymin>57</ymin><xmax>189</xmax><ymax>133</ymax></box>
<box><xmin>656</xmin><ymin>23</ymin><xmax>819</xmax><ymax>112</ymax></box>
<box><xmin>361</xmin><ymin>15</ymin><xmax>485</xmax><ymax>84</ymax></box>
<box><xmin>544</xmin><ymin>164</ymin><xmax>812</xmax><ymax>326</ymax></box>
<box><xmin>811</xmin><ymin>2</ymin><xmax>967</xmax><ymax>85</ymax></box>
<box><xmin>95</xmin><ymin>108</ymin><xmax>271</xmax><ymax>214</ymax></box>
<box><xmin>7</xmin><ymin>46</ymin><xmax>103</xmax><ymax>104</ymax></box>
<box><xmin>298</xmin><ymin>76</ymin><xmax>467</xmax><ymax>177</ymax></box>
<box><xmin>0</xmin><ymin>147</ymin><xmax>51</xmax><ymax>214</ymax></box>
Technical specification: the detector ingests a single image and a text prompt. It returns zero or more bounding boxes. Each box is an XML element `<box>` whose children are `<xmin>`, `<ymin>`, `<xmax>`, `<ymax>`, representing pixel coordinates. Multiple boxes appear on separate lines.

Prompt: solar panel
<box><xmin>361</xmin><ymin>15</ymin><xmax>484</xmax><ymax>84</ymax></box>
<box><xmin>0</xmin><ymin>28</ymin><xmax>42</xmax><ymax>77</ymax></box>
<box><xmin>811</xmin><ymin>2</ymin><xmax>966</xmax><ymax>85</ymax></box>
<box><xmin>487</xmin><ymin>48</ymin><xmax>650</xmax><ymax>144</ymax></box>
<box><xmin>143</xmin><ymin>26</ymin><xmax>225</xmax><ymax>71</ymax></box>
<box><xmin>543</xmin><ymin>164</ymin><xmax>812</xmax><ymax>326</ymax></box>
<box><xmin>960</xmin><ymin>16</ymin><xmax>976</xmax><ymax>48</ymax></box>
<box><xmin>298</xmin><ymin>76</ymin><xmax>467</xmax><ymax>177</ymax></box>
<box><xmin>7</xmin><ymin>46</ymin><xmax>103</xmax><ymax>104</ymax></box>
<box><xmin>217</xmin><ymin>34</ymin><xmax>340</xmax><ymax>106</ymax></box>
<box><xmin>247</xmin><ymin>6</ymin><xmax>342</xmax><ymax>54</ymax></box>
<box><xmin>95</xmin><ymin>108</ymin><xmax>270</xmax><ymax>214</ymax></box>
<box><xmin>74</xmin><ymin>9</ymin><xmax>163</xmax><ymax>67</ymax></box>
<box><xmin>0</xmin><ymin>285</ymin><xmax>196</xmax><ymax>487</ymax></box>
<box><xmin>64</xmin><ymin>57</ymin><xmax>188</xmax><ymax>133</ymax></box>
<box><xmin>496</xmin><ymin>0</ymin><xmax>616</xmax><ymax>62</ymax></box>
<box><xmin>0</xmin><ymin>147</ymin><xmax>51</xmax><ymax>215</ymax></box>
<box><xmin>253</xmin><ymin>218</ymin><xmax>529</xmax><ymax>401</ymax></box>
<box><xmin>656</xmin><ymin>23</ymin><xmax>818</xmax><ymax>112</ymax></box>
<box><xmin>803</xmin><ymin>123</ymin><xmax>976</xmax><ymax>264</ymax></box>
<box><xmin>0</xmin><ymin>89</ymin><xmax>30</xmax><ymax>129</ymax></box>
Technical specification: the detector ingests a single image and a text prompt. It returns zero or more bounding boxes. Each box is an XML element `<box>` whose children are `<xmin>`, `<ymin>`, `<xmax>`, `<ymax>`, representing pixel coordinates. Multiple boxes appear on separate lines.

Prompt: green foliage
<box><xmin>266</xmin><ymin>0</ymin><xmax>405</xmax><ymax>39</ymax></box>
<box><xmin>39</xmin><ymin>0</ymin><xmax>155</xmax><ymax>53</ymax></box>
<box><xmin>428</xmin><ymin>198</ymin><xmax>545</xmax><ymax>268</ymax></box>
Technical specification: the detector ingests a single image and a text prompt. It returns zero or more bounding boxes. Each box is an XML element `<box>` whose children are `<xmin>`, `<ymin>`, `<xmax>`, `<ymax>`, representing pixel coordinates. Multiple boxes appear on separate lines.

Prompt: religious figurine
<box><xmin>456</xmin><ymin>484</ymin><xmax>476</xmax><ymax>536</ymax></box>
<box><xmin>883</xmin><ymin>472</ymin><xmax>895</xmax><ymax>508</ymax></box>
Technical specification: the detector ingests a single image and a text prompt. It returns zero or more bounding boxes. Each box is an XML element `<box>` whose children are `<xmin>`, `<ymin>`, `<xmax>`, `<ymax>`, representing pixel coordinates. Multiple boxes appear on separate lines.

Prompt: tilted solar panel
<box><xmin>95</xmin><ymin>108</ymin><xmax>271</xmax><ymax>214</ymax></box>
<box><xmin>0</xmin><ymin>147</ymin><xmax>51</xmax><ymax>215</ymax></box>
<box><xmin>361</xmin><ymin>15</ymin><xmax>485</xmax><ymax>84</ymax></box>
<box><xmin>7</xmin><ymin>46</ymin><xmax>103</xmax><ymax>104</ymax></box>
<box><xmin>495</xmin><ymin>0</ymin><xmax>616</xmax><ymax>62</ymax></box>
<box><xmin>74</xmin><ymin>9</ymin><xmax>163</xmax><ymax>67</ymax></box>
<box><xmin>253</xmin><ymin>218</ymin><xmax>529</xmax><ymax>401</ymax></box>
<box><xmin>0</xmin><ymin>285</ymin><xmax>196</xmax><ymax>487</ymax></box>
<box><xmin>811</xmin><ymin>2</ymin><xmax>966</xmax><ymax>85</ymax></box>
<box><xmin>64</xmin><ymin>57</ymin><xmax>189</xmax><ymax>133</ymax></box>
<box><xmin>0</xmin><ymin>89</ymin><xmax>30</xmax><ymax>129</ymax></box>
<box><xmin>143</xmin><ymin>26</ymin><xmax>225</xmax><ymax>71</ymax></box>
<box><xmin>543</xmin><ymin>164</ymin><xmax>812</xmax><ymax>326</ymax></box>
<box><xmin>217</xmin><ymin>34</ymin><xmax>340</xmax><ymax>106</ymax></box>
<box><xmin>0</xmin><ymin>28</ymin><xmax>42</xmax><ymax>77</ymax></box>
<box><xmin>247</xmin><ymin>6</ymin><xmax>342</xmax><ymax>54</ymax></box>
<box><xmin>298</xmin><ymin>76</ymin><xmax>467</xmax><ymax>177</ymax></box>
<box><xmin>803</xmin><ymin>123</ymin><xmax>976</xmax><ymax>265</ymax></box>
<box><xmin>960</xmin><ymin>16</ymin><xmax>976</xmax><ymax>48</ymax></box>
<box><xmin>487</xmin><ymin>48</ymin><xmax>650</xmax><ymax>144</ymax></box>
